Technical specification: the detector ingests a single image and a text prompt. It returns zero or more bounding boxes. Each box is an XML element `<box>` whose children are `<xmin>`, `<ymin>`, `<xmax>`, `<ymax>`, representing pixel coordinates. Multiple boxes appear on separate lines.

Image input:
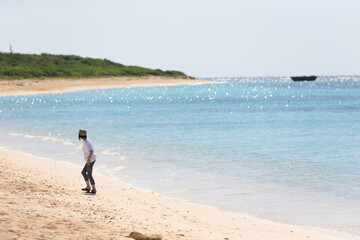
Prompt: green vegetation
<box><xmin>0</xmin><ymin>52</ymin><xmax>187</xmax><ymax>79</ymax></box>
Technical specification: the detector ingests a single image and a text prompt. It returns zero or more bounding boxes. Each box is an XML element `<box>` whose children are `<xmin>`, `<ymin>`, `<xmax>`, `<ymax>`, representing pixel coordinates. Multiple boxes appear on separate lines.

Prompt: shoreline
<box><xmin>0</xmin><ymin>146</ymin><xmax>350</xmax><ymax>240</ymax></box>
<box><xmin>0</xmin><ymin>76</ymin><xmax>212</xmax><ymax>96</ymax></box>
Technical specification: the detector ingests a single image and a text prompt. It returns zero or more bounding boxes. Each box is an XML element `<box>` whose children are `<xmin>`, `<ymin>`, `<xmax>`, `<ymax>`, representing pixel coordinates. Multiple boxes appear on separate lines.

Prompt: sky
<box><xmin>1</xmin><ymin>0</ymin><xmax>359</xmax><ymax>77</ymax></box>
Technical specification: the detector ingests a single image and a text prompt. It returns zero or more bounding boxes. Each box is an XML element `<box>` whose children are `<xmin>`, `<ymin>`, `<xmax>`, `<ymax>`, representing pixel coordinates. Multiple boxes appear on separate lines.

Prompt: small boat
<box><xmin>291</xmin><ymin>76</ymin><xmax>317</xmax><ymax>81</ymax></box>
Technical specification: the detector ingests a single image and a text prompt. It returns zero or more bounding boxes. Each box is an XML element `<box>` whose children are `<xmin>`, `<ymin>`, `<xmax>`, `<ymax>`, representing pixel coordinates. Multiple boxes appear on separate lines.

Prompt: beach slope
<box><xmin>0</xmin><ymin>148</ymin><xmax>347</xmax><ymax>240</ymax></box>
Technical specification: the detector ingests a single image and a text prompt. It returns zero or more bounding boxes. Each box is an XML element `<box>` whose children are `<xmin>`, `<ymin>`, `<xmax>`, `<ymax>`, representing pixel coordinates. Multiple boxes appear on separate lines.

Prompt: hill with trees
<box><xmin>0</xmin><ymin>52</ymin><xmax>188</xmax><ymax>79</ymax></box>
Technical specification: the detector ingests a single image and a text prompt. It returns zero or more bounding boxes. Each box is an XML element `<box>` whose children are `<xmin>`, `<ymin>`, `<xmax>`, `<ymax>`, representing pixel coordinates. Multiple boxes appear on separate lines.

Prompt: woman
<box><xmin>79</xmin><ymin>129</ymin><xmax>97</xmax><ymax>194</ymax></box>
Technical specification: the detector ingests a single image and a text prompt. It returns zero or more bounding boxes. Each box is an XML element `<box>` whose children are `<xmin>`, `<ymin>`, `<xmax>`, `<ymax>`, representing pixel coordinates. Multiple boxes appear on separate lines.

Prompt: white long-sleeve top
<box><xmin>82</xmin><ymin>139</ymin><xmax>96</xmax><ymax>162</ymax></box>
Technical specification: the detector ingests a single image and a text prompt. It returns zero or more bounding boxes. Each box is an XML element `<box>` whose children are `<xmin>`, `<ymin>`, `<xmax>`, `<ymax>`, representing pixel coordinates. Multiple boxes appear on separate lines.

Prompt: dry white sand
<box><xmin>0</xmin><ymin>148</ymin><xmax>348</xmax><ymax>240</ymax></box>
<box><xmin>0</xmin><ymin>76</ymin><xmax>211</xmax><ymax>96</ymax></box>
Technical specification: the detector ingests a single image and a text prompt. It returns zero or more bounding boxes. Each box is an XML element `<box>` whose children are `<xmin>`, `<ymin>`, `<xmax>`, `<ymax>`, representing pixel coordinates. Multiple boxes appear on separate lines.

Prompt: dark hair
<box><xmin>78</xmin><ymin>134</ymin><xmax>87</xmax><ymax>140</ymax></box>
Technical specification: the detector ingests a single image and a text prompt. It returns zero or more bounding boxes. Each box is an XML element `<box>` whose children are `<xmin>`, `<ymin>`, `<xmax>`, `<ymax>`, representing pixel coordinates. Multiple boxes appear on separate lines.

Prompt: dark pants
<box><xmin>81</xmin><ymin>161</ymin><xmax>95</xmax><ymax>185</ymax></box>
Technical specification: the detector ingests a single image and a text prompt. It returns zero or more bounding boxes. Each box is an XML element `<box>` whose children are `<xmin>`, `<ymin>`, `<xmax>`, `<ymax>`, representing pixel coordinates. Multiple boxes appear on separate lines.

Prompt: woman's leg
<box><xmin>81</xmin><ymin>164</ymin><xmax>91</xmax><ymax>189</ymax></box>
<box><xmin>87</xmin><ymin>161</ymin><xmax>96</xmax><ymax>191</ymax></box>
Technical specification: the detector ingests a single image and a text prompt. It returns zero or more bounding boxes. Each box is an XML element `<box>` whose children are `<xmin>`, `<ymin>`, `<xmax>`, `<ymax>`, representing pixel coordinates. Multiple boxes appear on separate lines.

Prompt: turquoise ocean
<box><xmin>1</xmin><ymin>76</ymin><xmax>360</xmax><ymax>237</ymax></box>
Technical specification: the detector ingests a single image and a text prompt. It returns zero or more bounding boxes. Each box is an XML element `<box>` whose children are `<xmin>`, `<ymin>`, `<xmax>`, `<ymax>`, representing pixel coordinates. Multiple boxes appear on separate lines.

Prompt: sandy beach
<box><xmin>0</xmin><ymin>147</ymin><xmax>349</xmax><ymax>240</ymax></box>
<box><xmin>0</xmin><ymin>76</ymin><xmax>211</xmax><ymax>96</ymax></box>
